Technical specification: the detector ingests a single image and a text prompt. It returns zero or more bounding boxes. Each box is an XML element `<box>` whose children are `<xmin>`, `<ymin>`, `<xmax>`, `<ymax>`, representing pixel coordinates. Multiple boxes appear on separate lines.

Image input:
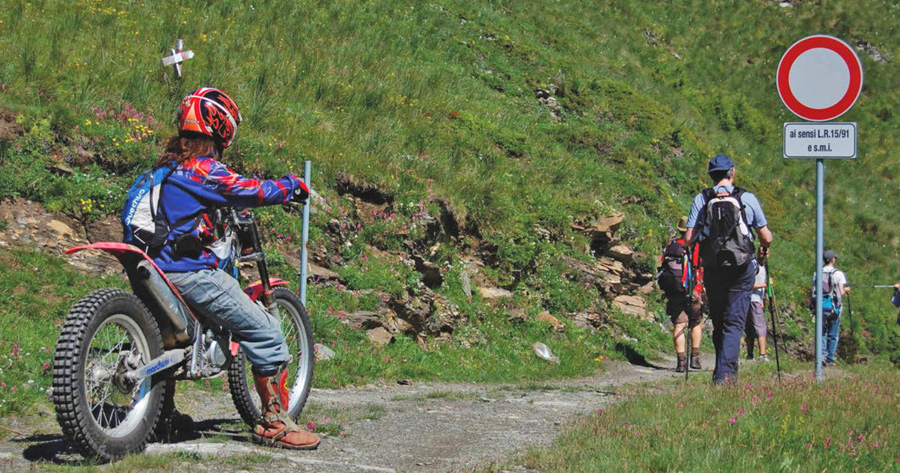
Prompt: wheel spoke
<box><xmin>84</xmin><ymin>313</ymin><xmax>152</xmax><ymax>437</ymax></box>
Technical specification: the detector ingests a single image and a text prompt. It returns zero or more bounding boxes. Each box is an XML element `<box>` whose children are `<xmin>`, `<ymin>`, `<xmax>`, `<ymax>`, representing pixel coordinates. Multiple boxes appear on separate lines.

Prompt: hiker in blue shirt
<box><xmin>684</xmin><ymin>155</ymin><xmax>773</xmax><ymax>384</ymax></box>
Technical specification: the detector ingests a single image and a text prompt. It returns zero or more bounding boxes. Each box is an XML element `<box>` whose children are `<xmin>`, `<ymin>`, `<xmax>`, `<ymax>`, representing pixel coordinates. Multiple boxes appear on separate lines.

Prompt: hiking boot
<box><xmin>690</xmin><ymin>352</ymin><xmax>701</xmax><ymax>371</ymax></box>
<box><xmin>675</xmin><ymin>353</ymin><xmax>687</xmax><ymax>372</ymax></box>
<box><xmin>758</xmin><ymin>354</ymin><xmax>770</xmax><ymax>363</ymax></box>
<box><xmin>252</xmin><ymin>365</ymin><xmax>320</xmax><ymax>450</ymax></box>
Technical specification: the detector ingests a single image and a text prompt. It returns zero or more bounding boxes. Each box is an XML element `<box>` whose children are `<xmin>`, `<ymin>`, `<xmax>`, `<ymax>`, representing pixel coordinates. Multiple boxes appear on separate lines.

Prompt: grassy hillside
<box><xmin>1</xmin><ymin>0</ymin><xmax>900</xmax><ymax>370</ymax></box>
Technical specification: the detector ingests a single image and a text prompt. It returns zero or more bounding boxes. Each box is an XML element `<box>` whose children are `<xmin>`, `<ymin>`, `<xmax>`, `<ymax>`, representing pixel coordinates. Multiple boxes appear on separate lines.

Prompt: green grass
<box><xmin>37</xmin><ymin>451</ymin><xmax>203</xmax><ymax>472</ymax></box>
<box><xmin>0</xmin><ymin>248</ymin><xmax>127</xmax><ymax>417</ymax></box>
<box><xmin>516</xmin><ymin>362</ymin><xmax>900</xmax><ymax>473</ymax></box>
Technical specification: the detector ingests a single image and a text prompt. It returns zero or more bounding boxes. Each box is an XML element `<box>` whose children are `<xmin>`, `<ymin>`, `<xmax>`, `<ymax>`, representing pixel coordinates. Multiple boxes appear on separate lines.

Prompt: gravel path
<box><xmin>0</xmin><ymin>354</ymin><xmax>713</xmax><ymax>472</ymax></box>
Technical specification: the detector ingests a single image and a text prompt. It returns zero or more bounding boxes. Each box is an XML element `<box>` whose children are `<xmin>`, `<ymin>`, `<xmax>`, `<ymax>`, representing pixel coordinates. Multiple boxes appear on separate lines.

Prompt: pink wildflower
<box><xmin>10</xmin><ymin>386</ymin><xmax>18</xmax><ymax>392</ymax></box>
<box><xmin>331</xmin><ymin>377</ymin><xmax>337</xmax><ymax>383</ymax></box>
<box><xmin>801</xmin><ymin>404</ymin><xmax>808</xmax><ymax>412</ymax></box>
<box><xmin>857</xmin><ymin>434</ymin><xmax>865</xmax><ymax>442</ymax></box>
<box><xmin>737</xmin><ymin>407</ymin><xmax>744</xmax><ymax>415</ymax></box>
<box><xmin>825</xmin><ymin>437</ymin><xmax>832</xmax><ymax>449</ymax></box>
<box><xmin>752</xmin><ymin>395</ymin><xmax>758</xmax><ymax>406</ymax></box>
<box><xmin>307</xmin><ymin>422</ymin><xmax>317</xmax><ymax>431</ymax></box>
<box><xmin>597</xmin><ymin>408</ymin><xmax>604</xmax><ymax>414</ymax></box>
<box><xmin>766</xmin><ymin>392</ymin><xmax>773</xmax><ymax>399</ymax></box>
<box><xmin>873</xmin><ymin>442</ymin><xmax>880</xmax><ymax>449</ymax></box>
<box><xmin>729</xmin><ymin>417</ymin><xmax>736</xmax><ymax>425</ymax></box>
<box><xmin>12</xmin><ymin>343</ymin><xmax>19</xmax><ymax>357</ymax></box>
<box><xmin>744</xmin><ymin>383</ymin><xmax>751</xmax><ymax>391</ymax></box>
<box><xmin>677</xmin><ymin>402</ymin><xmax>683</xmax><ymax>408</ymax></box>
<box><xmin>42</xmin><ymin>362</ymin><xmax>50</xmax><ymax>371</ymax></box>
<box><xmin>0</xmin><ymin>382</ymin><xmax>5</xmax><ymax>388</ymax></box>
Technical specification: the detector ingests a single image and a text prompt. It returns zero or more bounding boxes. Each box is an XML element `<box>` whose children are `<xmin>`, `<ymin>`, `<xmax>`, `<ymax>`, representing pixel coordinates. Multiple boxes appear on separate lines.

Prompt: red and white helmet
<box><xmin>177</xmin><ymin>87</ymin><xmax>242</xmax><ymax>148</ymax></box>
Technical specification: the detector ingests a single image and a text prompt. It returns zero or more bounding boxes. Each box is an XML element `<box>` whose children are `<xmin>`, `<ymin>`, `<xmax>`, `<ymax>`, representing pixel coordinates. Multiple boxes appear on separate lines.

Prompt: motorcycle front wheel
<box><xmin>228</xmin><ymin>287</ymin><xmax>315</xmax><ymax>425</ymax></box>
<box><xmin>53</xmin><ymin>289</ymin><xmax>166</xmax><ymax>461</ymax></box>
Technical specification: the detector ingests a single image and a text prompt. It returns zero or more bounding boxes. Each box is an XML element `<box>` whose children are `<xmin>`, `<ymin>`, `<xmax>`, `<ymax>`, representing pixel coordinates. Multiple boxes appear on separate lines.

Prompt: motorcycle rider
<box><xmin>146</xmin><ymin>87</ymin><xmax>318</xmax><ymax>450</ymax></box>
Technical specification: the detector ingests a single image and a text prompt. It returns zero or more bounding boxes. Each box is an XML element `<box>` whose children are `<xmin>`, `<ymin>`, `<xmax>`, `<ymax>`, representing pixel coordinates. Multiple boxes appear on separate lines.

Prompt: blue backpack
<box><xmin>811</xmin><ymin>270</ymin><xmax>842</xmax><ymax>321</ymax></box>
<box><xmin>120</xmin><ymin>165</ymin><xmax>176</xmax><ymax>252</ymax></box>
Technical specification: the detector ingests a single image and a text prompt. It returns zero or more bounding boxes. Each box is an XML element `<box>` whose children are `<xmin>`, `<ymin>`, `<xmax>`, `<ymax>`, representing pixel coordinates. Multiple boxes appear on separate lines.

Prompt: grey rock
<box><xmin>314</xmin><ymin>343</ymin><xmax>336</xmax><ymax>361</ymax></box>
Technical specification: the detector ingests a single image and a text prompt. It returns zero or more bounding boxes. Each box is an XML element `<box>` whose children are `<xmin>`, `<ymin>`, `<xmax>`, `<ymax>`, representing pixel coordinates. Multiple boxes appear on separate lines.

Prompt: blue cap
<box><xmin>707</xmin><ymin>154</ymin><xmax>734</xmax><ymax>173</ymax></box>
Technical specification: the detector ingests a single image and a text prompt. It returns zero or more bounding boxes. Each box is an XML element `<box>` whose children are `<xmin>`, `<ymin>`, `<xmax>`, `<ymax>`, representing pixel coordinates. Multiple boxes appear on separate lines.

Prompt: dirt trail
<box><xmin>0</xmin><ymin>354</ymin><xmax>714</xmax><ymax>472</ymax></box>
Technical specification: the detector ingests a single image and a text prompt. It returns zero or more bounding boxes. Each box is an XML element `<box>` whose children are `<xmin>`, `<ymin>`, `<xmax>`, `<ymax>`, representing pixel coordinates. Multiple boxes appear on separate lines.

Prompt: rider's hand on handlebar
<box><xmin>290</xmin><ymin>182</ymin><xmax>310</xmax><ymax>205</ymax></box>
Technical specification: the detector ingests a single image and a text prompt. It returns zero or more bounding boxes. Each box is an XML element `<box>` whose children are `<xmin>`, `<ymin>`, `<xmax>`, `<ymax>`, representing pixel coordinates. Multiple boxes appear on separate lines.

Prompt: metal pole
<box><xmin>815</xmin><ymin>158</ymin><xmax>825</xmax><ymax>381</ymax></box>
<box><xmin>299</xmin><ymin>160</ymin><xmax>311</xmax><ymax>306</ymax></box>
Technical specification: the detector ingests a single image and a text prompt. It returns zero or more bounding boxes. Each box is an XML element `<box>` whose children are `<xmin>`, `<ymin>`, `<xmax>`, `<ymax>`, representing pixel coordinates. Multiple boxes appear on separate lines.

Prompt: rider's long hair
<box><xmin>156</xmin><ymin>132</ymin><xmax>222</xmax><ymax>166</ymax></box>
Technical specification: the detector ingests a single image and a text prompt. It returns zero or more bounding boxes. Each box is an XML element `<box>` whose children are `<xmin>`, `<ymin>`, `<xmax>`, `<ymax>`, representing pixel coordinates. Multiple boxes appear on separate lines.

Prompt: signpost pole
<box><xmin>299</xmin><ymin>160</ymin><xmax>312</xmax><ymax>306</ymax></box>
<box><xmin>777</xmin><ymin>35</ymin><xmax>863</xmax><ymax>383</ymax></box>
<box><xmin>815</xmin><ymin>159</ymin><xmax>825</xmax><ymax>381</ymax></box>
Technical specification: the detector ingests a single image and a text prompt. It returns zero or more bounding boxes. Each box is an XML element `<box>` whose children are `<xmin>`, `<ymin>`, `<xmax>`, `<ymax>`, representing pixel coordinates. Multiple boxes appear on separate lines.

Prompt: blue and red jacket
<box><xmin>153</xmin><ymin>154</ymin><xmax>304</xmax><ymax>272</ymax></box>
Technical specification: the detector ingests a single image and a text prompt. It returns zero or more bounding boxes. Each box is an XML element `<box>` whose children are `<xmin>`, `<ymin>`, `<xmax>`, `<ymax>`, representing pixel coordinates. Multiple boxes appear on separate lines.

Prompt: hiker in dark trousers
<box><xmin>684</xmin><ymin>155</ymin><xmax>773</xmax><ymax>384</ymax></box>
<box><xmin>812</xmin><ymin>250</ymin><xmax>849</xmax><ymax>366</ymax></box>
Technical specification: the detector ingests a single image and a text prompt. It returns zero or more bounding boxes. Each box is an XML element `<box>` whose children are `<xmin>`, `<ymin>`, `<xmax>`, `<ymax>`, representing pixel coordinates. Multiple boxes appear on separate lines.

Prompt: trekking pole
<box><xmin>684</xmin><ymin>251</ymin><xmax>692</xmax><ymax>382</ymax></box>
<box><xmin>684</xmin><ymin>246</ymin><xmax>700</xmax><ymax>382</ymax></box>
<box><xmin>845</xmin><ymin>293</ymin><xmax>853</xmax><ymax>339</ymax></box>
<box><xmin>855</xmin><ymin>285</ymin><xmax>895</xmax><ymax>289</ymax></box>
<box><xmin>763</xmin><ymin>253</ymin><xmax>782</xmax><ymax>382</ymax></box>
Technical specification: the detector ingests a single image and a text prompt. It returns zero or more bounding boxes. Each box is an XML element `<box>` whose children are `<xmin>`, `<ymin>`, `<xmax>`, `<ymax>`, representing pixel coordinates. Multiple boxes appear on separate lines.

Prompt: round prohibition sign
<box><xmin>776</xmin><ymin>35</ymin><xmax>863</xmax><ymax>122</ymax></box>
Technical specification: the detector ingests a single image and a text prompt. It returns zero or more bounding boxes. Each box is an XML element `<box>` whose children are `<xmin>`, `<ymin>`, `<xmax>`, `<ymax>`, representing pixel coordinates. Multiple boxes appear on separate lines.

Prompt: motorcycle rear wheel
<box><xmin>53</xmin><ymin>289</ymin><xmax>166</xmax><ymax>461</ymax></box>
<box><xmin>228</xmin><ymin>287</ymin><xmax>314</xmax><ymax>425</ymax></box>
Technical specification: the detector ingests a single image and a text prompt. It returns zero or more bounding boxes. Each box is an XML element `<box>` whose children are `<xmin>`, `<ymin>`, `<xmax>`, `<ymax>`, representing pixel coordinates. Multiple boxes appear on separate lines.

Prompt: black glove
<box><xmin>290</xmin><ymin>181</ymin><xmax>310</xmax><ymax>205</ymax></box>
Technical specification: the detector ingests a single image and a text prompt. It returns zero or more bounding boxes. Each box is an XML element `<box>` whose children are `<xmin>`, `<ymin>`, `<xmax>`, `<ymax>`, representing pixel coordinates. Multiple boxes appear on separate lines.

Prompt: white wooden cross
<box><xmin>161</xmin><ymin>39</ymin><xmax>194</xmax><ymax>78</ymax></box>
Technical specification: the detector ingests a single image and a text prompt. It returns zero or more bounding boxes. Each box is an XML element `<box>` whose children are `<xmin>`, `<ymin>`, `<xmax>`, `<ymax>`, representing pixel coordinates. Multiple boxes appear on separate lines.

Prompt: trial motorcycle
<box><xmin>52</xmin><ymin>207</ymin><xmax>314</xmax><ymax>461</ymax></box>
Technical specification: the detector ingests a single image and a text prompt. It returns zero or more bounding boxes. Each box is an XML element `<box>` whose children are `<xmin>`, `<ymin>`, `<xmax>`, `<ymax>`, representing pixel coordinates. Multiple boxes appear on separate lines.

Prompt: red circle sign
<box><xmin>776</xmin><ymin>35</ymin><xmax>863</xmax><ymax>121</ymax></box>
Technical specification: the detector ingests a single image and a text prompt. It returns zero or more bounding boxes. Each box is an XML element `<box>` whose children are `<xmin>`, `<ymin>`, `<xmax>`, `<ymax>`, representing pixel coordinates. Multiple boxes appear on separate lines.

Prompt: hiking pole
<box><xmin>763</xmin><ymin>253</ymin><xmax>782</xmax><ymax>382</ymax></box>
<box><xmin>855</xmin><ymin>285</ymin><xmax>895</xmax><ymax>289</ymax></box>
<box><xmin>684</xmin><ymin>250</ymin><xmax>692</xmax><ymax>382</ymax></box>
<box><xmin>845</xmin><ymin>293</ymin><xmax>854</xmax><ymax>339</ymax></box>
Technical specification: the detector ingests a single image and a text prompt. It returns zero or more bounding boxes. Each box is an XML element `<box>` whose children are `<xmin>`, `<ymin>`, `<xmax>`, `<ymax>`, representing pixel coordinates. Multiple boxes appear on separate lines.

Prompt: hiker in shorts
<box><xmin>745</xmin><ymin>258</ymin><xmax>769</xmax><ymax>361</ymax></box>
<box><xmin>658</xmin><ymin>217</ymin><xmax>705</xmax><ymax>372</ymax></box>
<box><xmin>811</xmin><ymin>250</ymin><xmax>849</xmax><ymax>366</ymax></box>
<box><xmin>684</xmin><ymin>155</ymin><xmax>773</xmax><ymax>384</ymax></box>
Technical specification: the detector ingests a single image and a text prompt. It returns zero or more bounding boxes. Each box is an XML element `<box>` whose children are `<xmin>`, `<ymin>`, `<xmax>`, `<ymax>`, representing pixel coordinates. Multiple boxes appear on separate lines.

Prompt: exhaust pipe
<box><xmin>136</xmin><ymin>260</ymin><xmax>192</xmax><ymax>343</ymax></box>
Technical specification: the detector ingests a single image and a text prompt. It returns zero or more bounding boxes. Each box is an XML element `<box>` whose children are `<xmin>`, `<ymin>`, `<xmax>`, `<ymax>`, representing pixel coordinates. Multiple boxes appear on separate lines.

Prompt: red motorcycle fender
<box><xmin>65</xmin><ymin>243</ymin><xmax>198</xmax><ymax>322</ymax></box>
<box><xmin>243</xmin><ymin>278</ymin><xmax>292</xmax><ymax>301</ymax></box>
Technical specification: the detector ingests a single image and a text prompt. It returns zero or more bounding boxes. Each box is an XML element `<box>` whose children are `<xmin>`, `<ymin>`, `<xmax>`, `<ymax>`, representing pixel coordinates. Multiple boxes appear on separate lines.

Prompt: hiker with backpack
<box><xmin>657</xmin><ymin>216</ymin><xmax>705</xmax><ymax>372</ymax></box>
<box><xmin>684</xmin><ymin>155</ymin><xmax>773</xmax><ymax>384</ymax></box>
<box><xmin>121</xmin><ymin>87</ymin><xmax>318</xmax><ymax>449</ymax></box>
<box><xmin>744</xmin><ymin>257</ymin><xmax>770</xmax><ymax>362</ymax></box>
<box><xmin>811</xmin><ymin>250</ymin><xmax>850</xmax><ymax>366</ymax></box>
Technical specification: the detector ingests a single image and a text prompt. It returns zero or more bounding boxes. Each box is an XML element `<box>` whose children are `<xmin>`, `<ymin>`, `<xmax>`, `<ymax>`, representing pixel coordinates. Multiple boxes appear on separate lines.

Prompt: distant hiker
<box><xmin>657</xmin><ymin>216</ymin><xmax>705</xmax><ymax>372</ymax></box>
<box><xmin>745</xmin><ymin>258</ymin><xmax>769</xmax><ymax>362</ymax></box>
<box><xmin>684</xmin><ymin>154</ymin><xmax>773</xmax><ymax>384</ymax></box>
<box><xmin>811</xmin><ymin>250</ymin><xmax>850</xmax><ymax>366</ymax></box>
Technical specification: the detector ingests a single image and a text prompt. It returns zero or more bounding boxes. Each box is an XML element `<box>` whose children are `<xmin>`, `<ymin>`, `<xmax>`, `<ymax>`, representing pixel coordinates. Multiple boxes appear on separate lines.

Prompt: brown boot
<box><xmin>675</xmin><ymin>352</ymin><xmax>687</xmax><ymax>372</ymax></box>
<box><xmin>252</xmin><ymin>366</ymin><xmax>320</xmax><ymax>450</ymax></box>
<box><xmin>690</xmin><ymin>351</ymin><xmax>701</xmax><ymax>371</ymax></box>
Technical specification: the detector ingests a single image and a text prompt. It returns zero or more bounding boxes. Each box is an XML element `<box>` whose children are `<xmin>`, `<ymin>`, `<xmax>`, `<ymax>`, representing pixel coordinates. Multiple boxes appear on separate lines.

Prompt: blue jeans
<box><xmin>167</xmin><ymin>269</ymin><xmax>289</xmax><ymax>376</ymax></box>
<box><xmin>705</xmin><ymin>261</ymin><xmax>757</xmax><ymax>384</ymax></box>
<box><xmin>822</xmin><ymin>316</ymin><xmax>841</xmax><ymax>364</ymax></box>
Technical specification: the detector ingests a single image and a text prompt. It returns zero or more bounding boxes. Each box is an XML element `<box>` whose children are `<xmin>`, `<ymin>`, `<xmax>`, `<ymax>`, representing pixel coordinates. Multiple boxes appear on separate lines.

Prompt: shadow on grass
<box><xmin>615</xmin><ymin>342</ymin><xmax>668</xmax><ymax>370</ymax></box>
<box><xmin>15</xmin><ymin>416</ymin><xmax>247</xmax><ymax>465</ymax></box>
